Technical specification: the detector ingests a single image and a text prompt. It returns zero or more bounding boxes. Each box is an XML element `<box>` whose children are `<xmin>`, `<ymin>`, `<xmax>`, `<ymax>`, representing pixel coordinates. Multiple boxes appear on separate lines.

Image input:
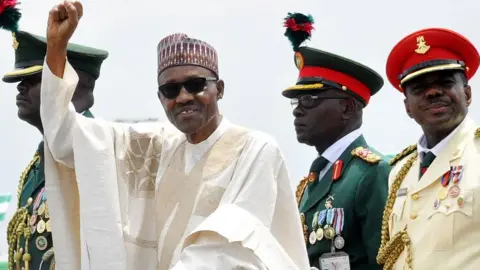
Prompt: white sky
<box><xmin>0</xmin><ymin>0</ymin><xmax>479</xmax><ymax>253</ymax></box>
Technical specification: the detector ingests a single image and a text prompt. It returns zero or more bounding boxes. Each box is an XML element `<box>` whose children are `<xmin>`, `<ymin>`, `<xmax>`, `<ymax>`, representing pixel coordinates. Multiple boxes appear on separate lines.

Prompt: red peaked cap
<box><xmin>386</xmin><ymin>28</ymin><xmax>480</xmax><ymax>92</ymax></box>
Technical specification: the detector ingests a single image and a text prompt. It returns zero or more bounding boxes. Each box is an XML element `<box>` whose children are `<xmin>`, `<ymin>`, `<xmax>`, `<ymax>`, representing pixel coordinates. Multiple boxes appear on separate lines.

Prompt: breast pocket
<box><xmin>426</xmin><ymin>189</ymin><xmax>473</xmax><ymax>251</ymax></box>
<box><xmin>390</xmin><ymin>196</ymin><xmax>407</xmax><ymax>234</ymax></box>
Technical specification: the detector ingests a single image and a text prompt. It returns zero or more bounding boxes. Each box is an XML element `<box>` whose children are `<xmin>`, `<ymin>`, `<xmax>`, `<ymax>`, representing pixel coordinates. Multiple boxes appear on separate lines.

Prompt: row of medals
<box><xmin>29</xmin><ymin>201</ymin><xmax>51</xmax><ymax>251</ymax></box>
<box><xmin>434</xmin><ymin>182</ymin><xmax>464</xmax><ymax>209</ymax></box>
<box><xmin>304</xmin><ymin>214</ymin><xmax>345</xmax><ymax>250</ymax></box>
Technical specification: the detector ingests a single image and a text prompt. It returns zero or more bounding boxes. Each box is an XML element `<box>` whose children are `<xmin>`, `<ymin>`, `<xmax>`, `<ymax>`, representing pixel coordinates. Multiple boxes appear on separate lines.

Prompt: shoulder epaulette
<box><xmin>475</xmin><ymin>127</ymin><xmax>480</xmax><ymax>138</ymax></box>
<box><xmin>389</xmin><ymin>144</ymin><xmax>417</xmax><ymax>166</ymax></box>
<box><xmin>351</xmin><ymin>146</ymin><xmax>381</xmax><ymax>164</ymax></box>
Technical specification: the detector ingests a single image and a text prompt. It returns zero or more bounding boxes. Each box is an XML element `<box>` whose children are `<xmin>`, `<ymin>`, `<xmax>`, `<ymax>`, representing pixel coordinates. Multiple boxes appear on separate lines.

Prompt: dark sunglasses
<box><xmin>158</xmin><ymin>77</ymin><xmax>217</xmax><ymax>99</ymax></box>
<box><xmin>291</xmin><ymin>95</ymin><xmax>346</xmax><ymax>109</ymax></box>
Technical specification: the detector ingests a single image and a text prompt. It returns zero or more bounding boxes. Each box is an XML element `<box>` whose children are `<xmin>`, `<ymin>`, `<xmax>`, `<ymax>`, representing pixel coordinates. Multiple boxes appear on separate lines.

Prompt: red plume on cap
<box><xmin>0</xmin><ymin>0</ymin><xmax>21</xmax><ymax>32</ymax></box>
<box><xmin>283</xmin><ymin>12</ymin><xmax>315</xmax><ymax>51</ymax></box>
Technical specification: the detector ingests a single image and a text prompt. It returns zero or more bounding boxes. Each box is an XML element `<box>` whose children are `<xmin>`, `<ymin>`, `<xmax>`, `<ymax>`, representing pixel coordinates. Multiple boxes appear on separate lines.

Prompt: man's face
<box><xmin>291</xmin><ymin>89</ymin><xmax>346</xmax><ymax>146</ymax></box>
<box><xmin>403</xmin><ymin>70</ymin><xmax>471</xmax><ymax>132</ymax></box>
<box><xmin>157</xmin><ymin>65</ymin><xmax>223</xmax><ymax>134</ymax></box>
<box><xmin>16</xmin><ymin>72</ymin><xmax>42</xmax><ymax>123</ymax></box>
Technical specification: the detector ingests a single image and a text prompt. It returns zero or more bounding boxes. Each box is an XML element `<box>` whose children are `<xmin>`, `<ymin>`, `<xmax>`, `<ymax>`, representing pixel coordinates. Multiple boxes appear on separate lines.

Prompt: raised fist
<box><xmin>47</xmin><ymin>0</ymin><xmax>83</xmax><ymax>49</ymax></box>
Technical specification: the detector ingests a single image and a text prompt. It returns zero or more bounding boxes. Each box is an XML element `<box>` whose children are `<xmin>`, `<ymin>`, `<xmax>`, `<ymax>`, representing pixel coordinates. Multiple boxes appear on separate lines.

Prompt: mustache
<box><xmin>422</xmin><ymin>89</ymin><xmax>450</xmax><ymax>108</ymax></box>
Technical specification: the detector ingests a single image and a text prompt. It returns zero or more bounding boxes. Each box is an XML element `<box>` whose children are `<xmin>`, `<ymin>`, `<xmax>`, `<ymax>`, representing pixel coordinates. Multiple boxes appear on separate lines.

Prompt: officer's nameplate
<box><xmin>319</xmin><ymin>251</ymin><xmax>350</xmax><ymax>270</ymax></box>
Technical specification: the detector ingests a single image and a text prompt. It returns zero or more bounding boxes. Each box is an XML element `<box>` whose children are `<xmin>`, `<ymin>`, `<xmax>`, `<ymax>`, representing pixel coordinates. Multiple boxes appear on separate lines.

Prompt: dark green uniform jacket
<box><xmin>299</xmin><ymin>135</ymin><xmax>391</xmax><ymax>270</ymax></box>
<box><xmin>9</xmin><ymin>110</ymin><xmax>93</xmax><ymax>269</ymax></box>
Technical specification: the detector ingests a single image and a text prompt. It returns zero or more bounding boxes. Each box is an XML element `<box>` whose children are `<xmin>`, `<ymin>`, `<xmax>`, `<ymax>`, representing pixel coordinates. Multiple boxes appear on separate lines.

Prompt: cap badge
<box><xmin>415</xmin><ymin>35</ymin><xmax>430</xmax><ymax>55</ymax></box>
<box><xmin>12</xmin><ymin>32</ymin><xmax>19</xmax><ymax>50</ymax></box>
<box><xmin>295</xmin><ymin>52</ymin><xmax>304</xmax><ymax>70</ymax></box>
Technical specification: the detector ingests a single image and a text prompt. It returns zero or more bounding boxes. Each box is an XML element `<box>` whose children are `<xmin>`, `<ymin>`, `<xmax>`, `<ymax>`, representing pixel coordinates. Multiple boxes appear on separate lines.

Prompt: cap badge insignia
<box><xmin>12</xmin><ymin>32</ymin><xmax>19</xmax><ymax>50</ymax></box>
<box><xmin>415</xmin><ymin>35</ymin><xmax>430</xmax><ymax>55</ymax></box>
<box><xmin>295</xmin><ymin>52</ymin><xmax>304</xmax><ymax>70</ymax></box>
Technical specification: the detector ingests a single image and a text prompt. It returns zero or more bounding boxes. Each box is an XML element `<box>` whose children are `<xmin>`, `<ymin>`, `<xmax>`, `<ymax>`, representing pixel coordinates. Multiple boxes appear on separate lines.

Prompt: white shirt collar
<box><xmin>185</xmin><ymin>116</ymin><xmax>230</xmax><ymax>148</ymax></box>
<box><xmin>417</xmin><ymin>116</ymin><xmax>466</xmax><ymax>162</ymax></box>
<box><xmin>321</xmin><ymin>128</ymin><xmax>363</xmax><ymax>163</ymax></box>
<box><xmin>183</xmin><ymin>116</ymin><xmax>230</xmax><ymax>172</ymax></box>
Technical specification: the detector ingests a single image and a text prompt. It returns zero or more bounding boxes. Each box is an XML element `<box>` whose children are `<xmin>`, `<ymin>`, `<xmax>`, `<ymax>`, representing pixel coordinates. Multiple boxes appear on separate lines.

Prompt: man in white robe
<box><xmin>39</xmin><ymin>1</ymin><xmax>310</xmax><ymax>269</ymax></box>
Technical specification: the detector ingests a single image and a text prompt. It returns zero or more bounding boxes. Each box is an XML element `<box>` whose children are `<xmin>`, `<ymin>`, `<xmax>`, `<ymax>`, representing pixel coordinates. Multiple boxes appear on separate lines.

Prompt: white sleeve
<box><xmin>172</xmin><ymin>231</ymin><xmax>267</xmax><ymax>270</ymax></box>
<box><xmin>40</xmin><ymin>58</ymin><xmax>114</xmax><ymax>168</ymax></box>
<box><xmin>176</xmin><ymin>204</ymin><xmax>301</xmax><ymax>270</ymax></box>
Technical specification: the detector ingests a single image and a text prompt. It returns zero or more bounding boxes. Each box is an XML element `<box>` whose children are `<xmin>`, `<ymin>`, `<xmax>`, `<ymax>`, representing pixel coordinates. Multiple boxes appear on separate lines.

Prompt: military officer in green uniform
<box><xmin>3</xmin><ymin>30</ymin><xmax>108</xmax><ymax>270</ymax></box>
<box><xmin>281</xmin><ymin>13</ymin><xmax>391</xmax><ymax>269</ymax></box>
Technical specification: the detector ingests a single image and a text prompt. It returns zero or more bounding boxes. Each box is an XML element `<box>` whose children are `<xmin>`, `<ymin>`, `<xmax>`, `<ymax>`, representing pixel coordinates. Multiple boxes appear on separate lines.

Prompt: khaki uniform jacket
<box><xmin>388</xmin><ymin>117</ymin><xmax>480</xmax><ymax>270</ymax></box>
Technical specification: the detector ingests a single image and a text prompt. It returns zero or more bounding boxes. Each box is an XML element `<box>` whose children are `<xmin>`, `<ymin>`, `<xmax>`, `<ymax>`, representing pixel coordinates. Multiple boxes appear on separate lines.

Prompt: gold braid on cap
<box><xmin>377</xmin><ymin>148</ymin><xmax>418</xmax><ymax>270</ymax></box>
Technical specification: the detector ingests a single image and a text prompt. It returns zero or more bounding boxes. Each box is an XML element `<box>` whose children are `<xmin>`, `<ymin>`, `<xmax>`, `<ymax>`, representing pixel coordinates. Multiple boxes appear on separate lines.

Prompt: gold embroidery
<box><xmin>155</xmin><ymin>126</ymin><xmax>250</xmax><ymax>269</ymax></box>
<box><xmin>351</xmin><ymin>146</ymin><xmax>381</xmax><ymax>163</ymax></box>
<box><xmin>120</xmin><ymin>130</ymin><xmax>162</xmax><ymax>198</ymax></box>
<box><xmin>415</xmin><ymin>36</ymin><xmax>430</xmax><ymax>54</ymax></box>
<box><xmin>285</xmin><ymin>83</ymin><xmax>324</xmax><ymax>91</ymax></box>
<box><xmin>475</xmin><ymin>127</ymin><xmax>480</xmax><ymax>138</ymax></box>
<box><xmin>8</xmin><ymin>153</ymin><xmax>40</xmax><ymax>269</ymax></box>
<box><xmin>295</xmin><ymin>172</ymin><xmax>316</xmax><ymax>206</ymax></box>
<box><xmin>389</xmin><ymin>144</ymin><xmax>417</xmax><ymax>166</ymax></box>
<box><xmin>377</xmin><ymin>152</ymin><xmax>418</xmax><ymax>270</ymax></box>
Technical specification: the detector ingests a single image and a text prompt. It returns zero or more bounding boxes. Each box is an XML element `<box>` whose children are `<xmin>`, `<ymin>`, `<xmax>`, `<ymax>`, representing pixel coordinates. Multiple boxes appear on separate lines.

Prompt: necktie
<box><xmin>307</xmin><ymin>156</ymin><xmax>329</xmax><ymax>194</ymax></box>
<box><xmin>419</xmin><ymin>152</ymin><xmax>436</xmax><ymax>178</ymax></box>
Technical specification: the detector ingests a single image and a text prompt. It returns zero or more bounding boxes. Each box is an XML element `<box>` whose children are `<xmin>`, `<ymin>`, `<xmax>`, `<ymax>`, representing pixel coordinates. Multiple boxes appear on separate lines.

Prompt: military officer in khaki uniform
<box><xmin>282</xmin><ymin>13</ymin><xmax>391</xmax><ymax>270</ymax></box>
<box><xmin>377</xmin><ymin>28</ymin><xmax>480</xmax><ymax>270</ymax></box>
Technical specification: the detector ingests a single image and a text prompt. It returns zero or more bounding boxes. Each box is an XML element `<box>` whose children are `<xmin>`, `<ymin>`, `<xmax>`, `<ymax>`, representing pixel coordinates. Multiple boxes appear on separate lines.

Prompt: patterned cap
<box><xmin>157</xmin><ymin>33</ymin><xmax>219</xmax><ymax>77</ymax></box>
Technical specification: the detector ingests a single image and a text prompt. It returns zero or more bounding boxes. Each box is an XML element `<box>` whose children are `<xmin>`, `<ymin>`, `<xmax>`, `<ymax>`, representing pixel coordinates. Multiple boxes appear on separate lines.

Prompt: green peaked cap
<box><xmin>3</xmin><ymin>30</ymin><xmax>109</xmax><ymax>83</ymax></box>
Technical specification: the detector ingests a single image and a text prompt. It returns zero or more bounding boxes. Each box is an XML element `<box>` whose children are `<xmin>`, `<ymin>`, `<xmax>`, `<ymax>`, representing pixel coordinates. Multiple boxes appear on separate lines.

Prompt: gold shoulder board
<box><xmin>475</xmin><ymin>127</ymin><xmax>480</xmax><ymax>138</ymax></box>
<box><xmin>351</xmin><ymin>146</ymin><xmax>381</xmax><ymax>164</ymax></box>
<box><xmin>389</xmin><ymin>144</ymin><xmax>417</xmax><ymax>166</ymax></box>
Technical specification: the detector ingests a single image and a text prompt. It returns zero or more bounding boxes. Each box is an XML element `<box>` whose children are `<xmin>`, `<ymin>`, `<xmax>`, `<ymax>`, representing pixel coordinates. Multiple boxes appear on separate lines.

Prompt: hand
<box><xmin>47</xmin><ymin>0</ymin><xmax>83</xmax><ymax>50</ymax></box>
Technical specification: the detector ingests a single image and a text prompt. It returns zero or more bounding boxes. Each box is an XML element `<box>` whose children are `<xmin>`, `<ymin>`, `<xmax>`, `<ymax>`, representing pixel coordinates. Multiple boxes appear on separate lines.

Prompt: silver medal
<box><xmin>309</xmin><ymin>231</ymin><xmax>317</xmax><ymax>245</ymax></box>
<box><xmin>334</xmin><ymin>235</ymin><xmax>345</xmax><ymax>250</ymax></box>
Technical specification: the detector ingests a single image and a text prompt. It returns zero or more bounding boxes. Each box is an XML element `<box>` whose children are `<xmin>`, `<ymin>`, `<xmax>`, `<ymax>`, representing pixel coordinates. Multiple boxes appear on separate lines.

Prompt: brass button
<box><xmin>412</xmin><ymin>193</ymin><xmax>420</xmax><ymax>201</ymax></box>
<box><xmin>410</xmin><ymin>213</ymin><xmax>418</xmax><ymax>220</ymax></box>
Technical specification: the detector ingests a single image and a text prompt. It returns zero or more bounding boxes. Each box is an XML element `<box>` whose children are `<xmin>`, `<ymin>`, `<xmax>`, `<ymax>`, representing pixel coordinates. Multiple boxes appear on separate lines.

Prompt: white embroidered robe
<box><xmin>39</xmin><ymin>60</ymin><xmax>310</xmax><ymax>270</ymax></box>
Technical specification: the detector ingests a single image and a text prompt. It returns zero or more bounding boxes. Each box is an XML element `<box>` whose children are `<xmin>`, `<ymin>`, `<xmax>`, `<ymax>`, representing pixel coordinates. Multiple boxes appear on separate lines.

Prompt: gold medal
<box><xmin>309</xmin><ymin>231</ymin><xmax>317</xmax><ymax>245</ymax></box>
<box><xmin>46</xmin><ymin>220</ymin><xmax>52</xmax><ymax>232</ymax></box>
<box><xmin>35</xmin><ymin>236</ymin><xmax>48</xmax><ymax>251</ymax></box>
<box><xmin>29</xmin><ymin>214</ymin><xmax>38</xmax><ymax>226</ymax></box>
<box><xmin>437</xmin><ymin>188</ymin><xmax>448</xmax><ymax>200</ymax></box>
<box><xmin>316</xmin><ymin>228</ymin><xmax>324</xmax><ymax>241</ymax></box>
<box><xmin>38</xmin><ymin>203</ymin><xmax>46</xmax><ymax>216</ymax></box>
<box><xmin>324</xmin><ymin>226</ymin><xmax>335</xmax><ymax>240</ymax></box>
<box><xmin>36</xmin><ymin>219</ymin><xmax>46</xmax><ymax>234</ymax></box>
<box><xmin>44</xmin><ymin>203</ymin><xmax>50</xmax><ymax>218</ymax></box>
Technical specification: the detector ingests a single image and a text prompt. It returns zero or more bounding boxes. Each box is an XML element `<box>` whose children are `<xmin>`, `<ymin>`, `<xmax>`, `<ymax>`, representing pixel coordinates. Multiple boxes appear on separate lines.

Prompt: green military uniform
<box><xmin>281</xmin><ymin>13</ymin><xmax>391</xmax><ymax>269</ymax></box>
<box><xmin>3</xmin><ymin>30</ymin><xmax>107</xmax><ymax>270</ymax></box>
<box><xmin>297</xmin><ymin>142</ymin><xmax>390</xmax><ymax>270</ymax></box>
